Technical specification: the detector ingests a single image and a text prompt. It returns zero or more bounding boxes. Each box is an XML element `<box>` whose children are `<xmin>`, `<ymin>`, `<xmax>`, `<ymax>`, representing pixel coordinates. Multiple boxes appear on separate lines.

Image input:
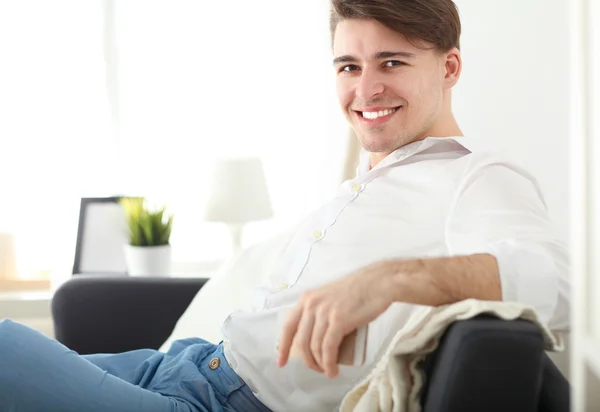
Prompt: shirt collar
<box><xmin>356</xmin><ymin>136</ymin><xmax>478</xmax><ymax>177</ymax></box>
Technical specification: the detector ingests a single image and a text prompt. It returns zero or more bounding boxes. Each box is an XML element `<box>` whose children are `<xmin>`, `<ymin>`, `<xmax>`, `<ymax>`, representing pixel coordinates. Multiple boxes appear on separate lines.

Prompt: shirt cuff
<box><xmin>485</xmin><ymin>239</ymin><xmax>559</xmax><ymax>326</ymax></box>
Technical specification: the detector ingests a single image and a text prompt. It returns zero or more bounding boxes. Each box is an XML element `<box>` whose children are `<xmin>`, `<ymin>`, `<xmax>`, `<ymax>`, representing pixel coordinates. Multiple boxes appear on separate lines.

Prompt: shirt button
<box><xmin>351</xmin><ymin>183</ymin><xmax>363</xmax><ymax>193</ymax></box>
<box><xmin>209</xmin><ymin>357</ymin><xmax>221</xmax><ymax>370</ymax></box>
<box><xmin>279</xmin><ymin>283</ymin><xmax>289</xmax><ymax>290</ymax></box>
<box><xmin>312</xmin><ymin>230</ymin><xmax>324</xmax><ymax>240</ymax></box>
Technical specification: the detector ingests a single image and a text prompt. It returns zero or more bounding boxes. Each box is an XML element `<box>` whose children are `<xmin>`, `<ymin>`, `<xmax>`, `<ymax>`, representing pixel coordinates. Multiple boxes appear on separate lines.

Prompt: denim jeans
<box><xmin>0</xmin><ymin>319</ymin><xmax>271</xmax><ymax>412</ymax></box>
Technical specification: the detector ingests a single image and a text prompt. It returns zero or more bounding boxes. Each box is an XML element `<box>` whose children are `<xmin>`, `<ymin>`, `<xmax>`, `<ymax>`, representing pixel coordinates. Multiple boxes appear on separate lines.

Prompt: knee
<box><xmin>0</xmin><ymin>319</ymin><xmax>26</xmax><ymax>392</ymax></box>
<box><xmin>0</xmin><ymin>320</ymin><xmax>30</xmax><ymax>376</ymax></box>
<box><xmin>0</xmin><ymin>318</ymin><xmax>18</xmax><ymax>331</ymax></box>
<box><xmin>0</xmin><ymin>319</ymin><xmax>23</xmax><ymax>348</ymax></box>
<box><xmin>0</xmin><ymin>318</ymin><xmax>16</xmax><ymax>334</ymax></box>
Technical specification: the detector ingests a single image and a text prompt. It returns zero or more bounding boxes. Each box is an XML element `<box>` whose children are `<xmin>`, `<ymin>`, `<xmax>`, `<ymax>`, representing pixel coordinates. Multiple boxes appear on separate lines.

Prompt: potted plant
<box><xmin>120</xmin><ymin>197</ymin><xmax>174</xmax><ymax>276</ymax></box>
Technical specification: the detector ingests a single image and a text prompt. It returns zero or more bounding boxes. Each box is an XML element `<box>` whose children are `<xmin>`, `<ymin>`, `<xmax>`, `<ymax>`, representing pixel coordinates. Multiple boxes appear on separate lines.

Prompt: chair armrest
<box><xmin>51</xmin><ymin>275</ymin><xmax>209</xmax><ymax>354</ymax></box>
<box><xmin>538</xmin><ymin>353</ymin><xmax>570</xmax><ymax>412</ymax></box>
<box><xmin>420</xmin><ymin>315</ymin><xmax>546</xmax><ymax>412</ymax></box>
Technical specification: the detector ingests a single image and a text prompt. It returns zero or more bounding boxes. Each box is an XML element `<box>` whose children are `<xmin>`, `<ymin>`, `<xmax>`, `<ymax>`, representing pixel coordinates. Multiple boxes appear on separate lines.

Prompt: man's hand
<box><xmin>275</xmin><ymin>253</ymin><xmax>501</xmax><ymax>378</ymax></box>
<box><xmin>276</xmin><ymin>263</ymin><xmax>394</xmax><ymax>379</ymax></box>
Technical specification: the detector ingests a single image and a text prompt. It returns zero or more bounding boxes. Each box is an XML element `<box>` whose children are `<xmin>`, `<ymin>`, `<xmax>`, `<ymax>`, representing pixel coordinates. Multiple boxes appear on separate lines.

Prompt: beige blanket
<box><xmin>340</xmin><ymin>299</ymin><xmax>563</xmax><ymax>412</ymax></box>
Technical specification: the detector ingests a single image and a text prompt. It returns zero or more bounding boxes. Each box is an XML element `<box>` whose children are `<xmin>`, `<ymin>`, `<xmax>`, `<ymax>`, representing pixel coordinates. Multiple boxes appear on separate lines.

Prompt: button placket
<box><xmin>286</xmin><ymin>180</ymin><xmax>369</xmax><ymax>287</ymax></box>
<box><xmin>209</xmin><ymin>357</ymin><xmax>221</xmax><ymax>370</ymax></box>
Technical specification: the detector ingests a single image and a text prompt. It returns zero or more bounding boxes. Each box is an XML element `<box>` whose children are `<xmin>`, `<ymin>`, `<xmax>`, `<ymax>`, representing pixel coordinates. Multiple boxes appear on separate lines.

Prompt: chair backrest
<box><xmin>51</xmin><ymin>275</ymin><xmax>209</xmax><ymax>354</ymax></box>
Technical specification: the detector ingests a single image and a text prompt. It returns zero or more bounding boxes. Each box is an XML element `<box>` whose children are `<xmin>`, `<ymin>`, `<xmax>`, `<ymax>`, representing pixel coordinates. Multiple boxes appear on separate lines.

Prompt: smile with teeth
<box><xmin>360</xmin><ymin>107</ymin><xmax>399</xmax><ymax>119</ymax></box>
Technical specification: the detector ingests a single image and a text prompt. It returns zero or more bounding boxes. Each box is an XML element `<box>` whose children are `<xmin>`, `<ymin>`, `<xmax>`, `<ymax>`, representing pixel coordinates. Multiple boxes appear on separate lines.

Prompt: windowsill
<box><xmin>0</xmin><ymin>289</ymin><xmax>53</xmax><ymax>319</ymax></box>
<box><xmin>0</xmin><ymin>259</ymin><xmax>226</xmax><ymax>320</ymax></box>
<box><xmin>0</xmin><ymin>290</ymin><xmax>53</xmax><ymax>300</ymax></box>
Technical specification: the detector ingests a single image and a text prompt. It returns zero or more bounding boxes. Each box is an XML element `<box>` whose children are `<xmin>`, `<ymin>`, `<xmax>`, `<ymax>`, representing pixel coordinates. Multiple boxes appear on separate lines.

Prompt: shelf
<box><xmin>0</xmin><ymin>290</ymin><xmax>52</xmax><ymax>319</ymax></box>
<box><xmin>0</xmin><ymin>277</ymin><xmax>52</xmax><ymax>292</ymax></box>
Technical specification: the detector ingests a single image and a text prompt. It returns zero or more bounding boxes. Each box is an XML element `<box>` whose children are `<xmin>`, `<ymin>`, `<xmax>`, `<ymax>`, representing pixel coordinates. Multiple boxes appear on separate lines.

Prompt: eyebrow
<box><xmin>333</xmin><ymin>51</ymin><xmax>417</xmax><ymax>66</ymax></box>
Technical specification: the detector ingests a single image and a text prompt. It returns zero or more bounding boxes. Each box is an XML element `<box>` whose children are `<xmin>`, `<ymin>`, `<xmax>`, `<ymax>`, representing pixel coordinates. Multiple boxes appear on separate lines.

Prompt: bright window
<box><xmin>0</xmin><ymin>1</ymin><xmax>114</xmax><ymax>278</ymax></box>
<box><xmin>0</xmin><ymin>1</ymin><xmax>348</xmax><ymax>281</ymax></box>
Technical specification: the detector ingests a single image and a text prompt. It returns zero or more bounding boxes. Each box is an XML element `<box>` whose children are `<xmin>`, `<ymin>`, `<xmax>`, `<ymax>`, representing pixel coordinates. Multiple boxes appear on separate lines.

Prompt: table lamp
<box><xmin>204</xmin><ymin>157</ymin><xmax>273</xmax><ymax>254</ymax></box>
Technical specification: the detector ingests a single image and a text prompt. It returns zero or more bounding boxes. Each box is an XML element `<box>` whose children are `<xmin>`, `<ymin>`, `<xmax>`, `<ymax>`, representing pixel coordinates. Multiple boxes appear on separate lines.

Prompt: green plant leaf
<box><xmin>120</xmin><ymin>197</ymin><xmax>174</xmax><ymax>247</ymax></box>
<box><xmin>160</xmin><ymin>214</ymin><xmax>174</xmax><ymax>245</ymax></box>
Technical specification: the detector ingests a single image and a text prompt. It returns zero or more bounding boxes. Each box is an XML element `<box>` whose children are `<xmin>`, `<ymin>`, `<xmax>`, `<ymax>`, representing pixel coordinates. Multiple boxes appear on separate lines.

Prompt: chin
<box><xmin>358</xmin><ymin>139</ymin><xmax>397</xmax><ymax>153</ymax></box>
<box><xmin>356</xmin><ymin>131</ymin><xmax>395</xmax><ymax>150</ymax></box>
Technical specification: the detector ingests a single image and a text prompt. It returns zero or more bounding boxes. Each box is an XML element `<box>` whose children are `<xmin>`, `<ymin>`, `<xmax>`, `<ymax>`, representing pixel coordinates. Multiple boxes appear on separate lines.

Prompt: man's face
<box><xmin>333</xmin><ymin>19</ymin><xmax>448</xmax><ymax>156</ymax></box>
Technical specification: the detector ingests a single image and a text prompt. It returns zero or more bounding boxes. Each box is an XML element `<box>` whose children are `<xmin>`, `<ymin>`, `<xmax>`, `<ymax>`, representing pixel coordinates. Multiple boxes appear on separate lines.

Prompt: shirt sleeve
<box><xmin>445</xmin><ymin>157</ymin><xmax>570</xmax><ymax>331</ymax></box>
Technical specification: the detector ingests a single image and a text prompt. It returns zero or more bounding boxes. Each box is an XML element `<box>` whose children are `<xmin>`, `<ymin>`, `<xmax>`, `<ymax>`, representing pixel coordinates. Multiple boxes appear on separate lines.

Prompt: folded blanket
<box><xmin>340</xmin><ymin>299</ymin><xmax>563</xmax><ymax>412</ymax></box>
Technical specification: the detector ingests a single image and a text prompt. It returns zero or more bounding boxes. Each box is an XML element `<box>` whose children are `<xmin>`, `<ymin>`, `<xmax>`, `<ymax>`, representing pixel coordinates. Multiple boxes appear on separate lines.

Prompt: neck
<box><xmin>419</xmin><ymin>92</ymin><xmax>464</xmax><ymax>140</ymax></box>
<box><xmin>426</xmin><ymin>110</ymin><xmax>463</xmax><ymax>139</ymax></box>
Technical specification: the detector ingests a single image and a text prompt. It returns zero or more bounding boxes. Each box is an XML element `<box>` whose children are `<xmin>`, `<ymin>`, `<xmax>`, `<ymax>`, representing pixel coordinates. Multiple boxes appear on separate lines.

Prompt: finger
<box><xmin>277</xmin><ymin>306</ymin><xmax>302</xmax><ymax>367</ymax></box>
<box><xmin>295</xmin><ymin>310</ymin><xmax>323</xmax><ymax>373</ymax></box>
<box><xmin>322</xmin><ymin>327</ymin><xmax>344</xmax><ymax>379</ymax></box>
<box><xmin>310</xmin><ymin>313</ymin><xmax>328</xmax><ymax>370</ymax></box>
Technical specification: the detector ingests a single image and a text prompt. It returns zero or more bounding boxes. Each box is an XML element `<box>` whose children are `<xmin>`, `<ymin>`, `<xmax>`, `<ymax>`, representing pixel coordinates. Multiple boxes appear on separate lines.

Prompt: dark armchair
<box><xmin>51</xmin><ymin>275</ymin><xmax>570</xmax><ymax>412</ymax></box>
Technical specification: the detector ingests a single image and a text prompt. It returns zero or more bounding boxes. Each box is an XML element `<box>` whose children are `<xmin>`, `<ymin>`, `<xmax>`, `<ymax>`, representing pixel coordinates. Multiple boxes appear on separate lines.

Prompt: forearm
<box><xmin>381</xmin><ymin>254</ymin><xmax>502</xmax><ymax>307</ymax></box>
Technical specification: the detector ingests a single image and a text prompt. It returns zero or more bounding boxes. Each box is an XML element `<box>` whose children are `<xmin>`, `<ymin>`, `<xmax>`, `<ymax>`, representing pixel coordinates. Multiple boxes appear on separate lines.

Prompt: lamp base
<box><xmin>228</xmin><ymin>223</ymin><xmax>244</xmax><ymax>256</ymax></box>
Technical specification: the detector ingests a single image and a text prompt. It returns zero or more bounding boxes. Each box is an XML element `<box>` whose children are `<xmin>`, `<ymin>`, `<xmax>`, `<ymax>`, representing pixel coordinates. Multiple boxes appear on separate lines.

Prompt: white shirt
<box><xmin>221</xmin><ymin>136</ymin><xmax>570</xmax><ymax>412</ymax></box>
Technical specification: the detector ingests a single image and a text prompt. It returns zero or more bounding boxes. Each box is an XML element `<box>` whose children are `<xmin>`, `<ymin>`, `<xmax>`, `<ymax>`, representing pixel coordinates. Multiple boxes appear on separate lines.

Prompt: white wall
<box><xmin>453</xmin><ymin>0</ymin><xmax>570</xmax><ymax>241</ymax></box>
<box><xmin>452</xmin><ymin>0</ymin><xmax>571</xmax><ymax>376</ymax></box>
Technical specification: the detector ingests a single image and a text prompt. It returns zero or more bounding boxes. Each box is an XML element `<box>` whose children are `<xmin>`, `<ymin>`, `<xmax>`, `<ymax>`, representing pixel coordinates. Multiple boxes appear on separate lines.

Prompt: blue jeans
<box><xmin>0</xmin><ymin>319</ymin><xmax>271</xmax><ymax>412</ymax></box>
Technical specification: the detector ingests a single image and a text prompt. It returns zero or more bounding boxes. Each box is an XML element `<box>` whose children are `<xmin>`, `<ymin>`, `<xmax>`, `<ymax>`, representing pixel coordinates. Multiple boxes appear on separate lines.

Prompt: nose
<box><xmin>355</xmin><ymin>69</ymin><xmax>385</xmax><ymax>102</ymax></box>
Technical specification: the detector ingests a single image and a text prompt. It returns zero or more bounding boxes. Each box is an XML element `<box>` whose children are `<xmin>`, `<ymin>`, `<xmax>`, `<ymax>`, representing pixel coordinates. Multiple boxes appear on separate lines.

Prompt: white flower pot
<box><xmin>124</xmin><ymin>244</ymin><xmax>172</xmax><ymax>276</ymax></box>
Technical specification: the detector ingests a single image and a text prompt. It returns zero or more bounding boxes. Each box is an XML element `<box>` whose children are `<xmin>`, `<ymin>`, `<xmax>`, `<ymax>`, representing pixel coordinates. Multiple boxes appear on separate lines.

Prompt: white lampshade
<box><xmin>205</xmin><ymin>157</ymin><xmax>273</xmax><ymax>224</ymax></box>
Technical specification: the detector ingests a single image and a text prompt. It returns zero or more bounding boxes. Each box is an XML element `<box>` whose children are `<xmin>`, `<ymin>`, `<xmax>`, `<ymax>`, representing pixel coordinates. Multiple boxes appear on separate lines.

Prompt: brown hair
<box><xmin>329</xmin><ymin>0</ymin><xmax>461</xmax><ymax>53</ymax></box>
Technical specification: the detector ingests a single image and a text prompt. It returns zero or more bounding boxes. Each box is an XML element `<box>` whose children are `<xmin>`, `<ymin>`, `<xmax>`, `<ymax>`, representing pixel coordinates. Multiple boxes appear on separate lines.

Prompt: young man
<box><xmin>0</xmin><ymin>1</ymin><xmax>569</xmax><ymax>411</ymax></box>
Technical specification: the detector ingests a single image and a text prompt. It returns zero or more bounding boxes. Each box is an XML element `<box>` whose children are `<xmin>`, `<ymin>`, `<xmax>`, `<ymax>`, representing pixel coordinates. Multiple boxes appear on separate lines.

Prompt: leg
<box><xmin>81</xmin><ymin>337</ymin><xmax>216</xmax><ymax>389</ymax></box>
<box><xmin>0</xmin><ymin>319</ymin><xmax>177</xmax><ymax>412</ymax></box>
<box><xmin>87</xmin><ymin>337</ymin><xmax>273</xmax><ymax>412</ymax></box>
<box><xmin>86</xmin><ymin>337</ymin><xmax>273</xmax><ymax>412</ymax></box>
<box><xmin>82</xmin><ymin>349</ymin><xmax>167</xmax><ymax>389</ymax></box>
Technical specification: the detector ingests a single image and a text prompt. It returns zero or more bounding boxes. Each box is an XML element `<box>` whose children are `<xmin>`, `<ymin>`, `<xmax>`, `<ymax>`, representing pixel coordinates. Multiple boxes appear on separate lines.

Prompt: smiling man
<box><xmin>274</xmin><ymin>0</ymin><xmax>570</xmax><ymax>406</ymax></box>
<box><xmin>0</xmin><ymin>1</ymin><xmax>570</xmax><ymax>412</ymax></box>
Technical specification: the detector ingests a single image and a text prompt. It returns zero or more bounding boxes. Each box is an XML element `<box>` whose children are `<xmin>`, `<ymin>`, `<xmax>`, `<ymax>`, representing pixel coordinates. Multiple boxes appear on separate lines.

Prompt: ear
<box><xmin>443</xmin><ymin>47</ymin><xmax>462</xmax><ymax>89</ymax></box>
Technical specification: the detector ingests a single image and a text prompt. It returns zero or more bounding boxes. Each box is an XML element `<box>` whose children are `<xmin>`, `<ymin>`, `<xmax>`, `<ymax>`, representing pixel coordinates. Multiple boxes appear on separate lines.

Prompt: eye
<box><xmin>384</xmin><ymin>60</ymin><xmax>406</xmax><ymax>68</ymax></box>
<box><xmin>339</xmin><ymin>64</ymin><xmax>360</xmax><ymax>73</ymax></box>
